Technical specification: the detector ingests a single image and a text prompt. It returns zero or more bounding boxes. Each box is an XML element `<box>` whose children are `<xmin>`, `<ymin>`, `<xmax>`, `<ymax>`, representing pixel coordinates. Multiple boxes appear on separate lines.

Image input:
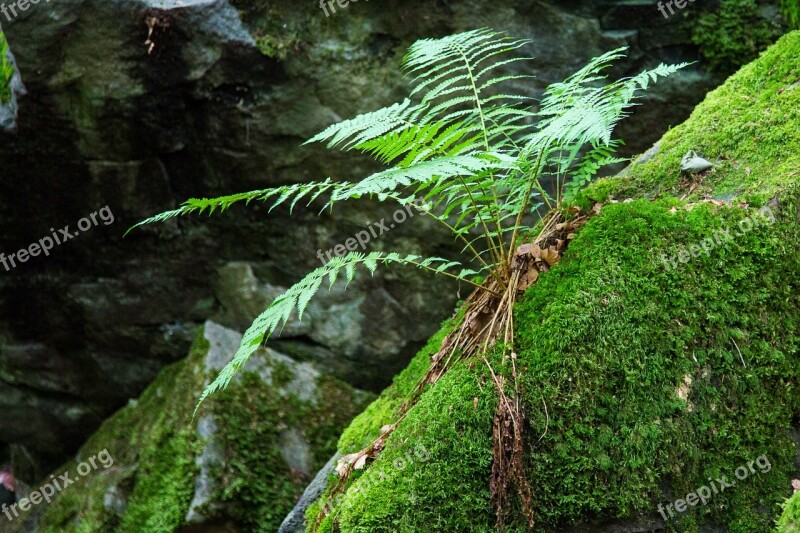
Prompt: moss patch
<box><xmin>0</xmin><ymin>33</ymin><xmax>13</xmax><ymax>104</ymax></box>
<box><xmin>584</xmin><ymin>31</ymin><xmax>800</xmax><ymax>207</ymax></box>
<box><xmin>693</xmin><ymin>0</ymin><xmax>786</xmax><ymax>75</ymax></box>
<box><xmin>207</xmin><ymin>366</ymin><xmax>372</xmax><ymax>532</ymax></box>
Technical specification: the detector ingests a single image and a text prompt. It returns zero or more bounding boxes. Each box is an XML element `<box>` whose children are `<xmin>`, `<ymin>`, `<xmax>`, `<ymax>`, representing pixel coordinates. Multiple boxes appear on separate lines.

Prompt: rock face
<box><xmin>302</xmin><ymin>32</ymin><xmax>800</xmax><ymax>532</ymax></box>
<box><xmin>0</xmin><ymin>0</ymin><xmax>790</xmax><ymax>481</ymax></box>
<box><xmin>3</xmin><ymin>320</ymin><xmax>371</xmax><ymax>533</ymax></box>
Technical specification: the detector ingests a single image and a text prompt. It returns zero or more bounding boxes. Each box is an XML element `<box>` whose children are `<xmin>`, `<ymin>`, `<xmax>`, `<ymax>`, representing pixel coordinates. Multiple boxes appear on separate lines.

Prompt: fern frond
<box><xmin>126</xmin><ymin>180</ymin><xmax>343</xmax><ymax>234</ymax></box>
<box><xmin>194</xmin><ymin>251</ymin><xmax>488</xmax><ymax>414</ymax></box>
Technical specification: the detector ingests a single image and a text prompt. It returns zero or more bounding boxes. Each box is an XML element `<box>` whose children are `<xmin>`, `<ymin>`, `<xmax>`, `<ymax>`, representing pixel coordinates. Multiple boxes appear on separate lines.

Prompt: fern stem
<box><xmin>506</xmin><ymin>147</ymin><xmax>547</xmax><ymax>264</ymax></box>
<box><xmin>452</xmin><ymin>42</ymin><xmax>508</xmax><ymax>256</ymax></box>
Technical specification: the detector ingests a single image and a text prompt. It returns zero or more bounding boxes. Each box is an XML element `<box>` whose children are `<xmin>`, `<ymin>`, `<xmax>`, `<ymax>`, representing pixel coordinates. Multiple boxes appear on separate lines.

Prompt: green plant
<box><xmin>0</xmin><ymin>33</ymin><xmax>14</xmax><ymax>104</ymax></box>
<box><xmin>782</xmin><ymin>0</ymin><xmax>800</xmax><ymax>29</ymax></box>
<box><xmin>777</xmin><ymin>490</ymin><xmax>800</xmax><ymax>532</ymax></box>
<box><xmin>693</xmin><ymin>0</ymin><xmax>784</xmax><ymax>74</ymax></box>
<box><xmin>133</xmin><ymin>28</ymin><xmax>684</xmax><ymax>526</ymax></box>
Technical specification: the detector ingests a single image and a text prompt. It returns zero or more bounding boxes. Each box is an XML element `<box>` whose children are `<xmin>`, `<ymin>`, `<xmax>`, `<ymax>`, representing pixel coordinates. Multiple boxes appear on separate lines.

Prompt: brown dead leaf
<box><xmin>554</xmin><ymin>221</ymin><xmax>573</xmax><ymax>231</ymax></box>
<box><xmin>515</xmin><ymin>243</ymin><xmax>541</xmax><ymax>260</ymax></box>
<box><xmin>474</xmin><ymin>397</ymin><xmax>479</xmax><ymax>411</ymax></box>
<box><xmin>541</xmin><ymin>247</ymin><xmax>560</xmax><ymax>266</ymax></box>
<box><xmin>517</xmin><ymin>268</ymin><xmax>539</xmax><ymax>291</ymax></box>
<box><xmin>555</xmin><ymin>239</ymin><xmax>565</xmax><ymax>252</ymax></box>
<box><xmin>592</xmin><ymin>203</ymin><xmax>603</xmax><ymax>214</ymax></box>
<box><xmin>567</xmin><ymin>233</ymin><xmax>577</xmax><ymax>240</ymax></box>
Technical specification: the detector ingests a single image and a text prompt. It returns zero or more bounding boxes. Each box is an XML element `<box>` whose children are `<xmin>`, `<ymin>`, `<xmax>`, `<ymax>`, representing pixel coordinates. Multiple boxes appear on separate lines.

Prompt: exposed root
<box><xmin>486</xmin><ymin>359</ymin><xmax>534</xmax><ymax>531</ymax></box>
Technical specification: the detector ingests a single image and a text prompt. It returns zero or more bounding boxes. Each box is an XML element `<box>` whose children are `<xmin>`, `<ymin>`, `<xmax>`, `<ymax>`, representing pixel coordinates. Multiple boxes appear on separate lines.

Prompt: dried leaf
<box><xmin>592</xmin><ymin>202</ymin><xmax>603</xmax><ymax>215</ymax></box>
<box><xmin>541</xmin><ymin>247</ymin><xmax>560</xmax><ymax>266</ymax></box>
<box><xmin>517</xmin><ymin>268</ymin><xmax>539</xmax><ymax>291</ymax></box>
<box><xmin>514</xmin><ymin>243</ymin><xmax>541</xmax><ymax>259</ymax></box>
<box><xmin>554</xmin><ymin>221</ymin><xmax>573</xmax><ymax>231</ymax></box>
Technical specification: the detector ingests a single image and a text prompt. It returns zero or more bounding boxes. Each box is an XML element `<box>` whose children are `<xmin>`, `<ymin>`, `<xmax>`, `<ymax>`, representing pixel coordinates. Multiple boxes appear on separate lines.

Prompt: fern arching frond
<box><xmin>194</xmin><ymin>251</ymin><xmax>487</xmax><ymax>414</ymax></box>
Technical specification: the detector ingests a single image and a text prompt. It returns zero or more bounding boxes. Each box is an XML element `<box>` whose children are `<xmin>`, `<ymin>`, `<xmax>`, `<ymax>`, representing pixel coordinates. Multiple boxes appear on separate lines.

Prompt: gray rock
<box><xmin>278</xmin><ymin>453</ymin><xmax>341</xmax><ymax>533</ymax></box>
<box><xmin>681</xmin><ymin>150</ymin><xmax>715</xmax><ymax>174</ymax></box>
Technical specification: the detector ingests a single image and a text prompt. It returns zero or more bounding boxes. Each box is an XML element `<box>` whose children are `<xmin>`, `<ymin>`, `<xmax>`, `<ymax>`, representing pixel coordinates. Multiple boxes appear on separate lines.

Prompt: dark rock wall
<box><xmin>0</xmin><ymin>0</ymin><xmax>786</xmax><ymax>478</ymax></box>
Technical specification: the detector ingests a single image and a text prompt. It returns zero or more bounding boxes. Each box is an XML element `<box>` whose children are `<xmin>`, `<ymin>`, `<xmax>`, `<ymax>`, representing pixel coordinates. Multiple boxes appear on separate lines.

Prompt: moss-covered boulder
<box><xmin>4</xmin><ymin>321</ymin><xmax>371</xmax><ymax>533</ymax></box>
<box><xmin>302</xmin><ymin>31</ymin><xmax>800</xmax><ymax>533</ymax></box>
<box><xmin>777</xmin><ymin>487</ymin><xmax>800</xmax><ymax>532</ymax></box>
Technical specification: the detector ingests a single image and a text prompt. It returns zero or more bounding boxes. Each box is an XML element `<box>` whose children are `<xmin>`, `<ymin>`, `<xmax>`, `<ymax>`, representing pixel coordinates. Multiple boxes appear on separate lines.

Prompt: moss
<box><xmin>207</xmin><ymin>365</ymin><xmax>372</xmax><ymax>533</ymax></box>
<box><xmin>777</xmin><ymin>491</ymin><xmax>800</xmax><ymax>532</ymax></box>
<box><xmin>692</xmin><ymin>0</ymin><xmax>785</xmax><ymax>75</ymax></box>
<box><xmin>782</xmin><ymin>0</ymin><xmax>800</xmax><ymax>29</ymax></box>
<box><xmin>513</xmin><ymin>197</ymin><xmax>800</xmax><ymax>531</ymax></box>
<box><xmin>584</xmin><ymin>31</ymin><xmax>800</xmax><ymax>207</ymax></box>
<box><xmin>27</xmin><ymin>324</ymin><xmax>371</xmax><ymax>533</ymax></box>
<box><xmin>31</xmin><ymin>332</ymin><xmax>209</xmax><ymax>533</ymax></box>
<box><xmin>0</xmin><ymin>33</ymin><xmax>13</xmax><ymax>104</ymax></box>
<box><xmin>307</xmin><ymin>33</ymin><xmax>800</xmax><ymax>532</ymax></box>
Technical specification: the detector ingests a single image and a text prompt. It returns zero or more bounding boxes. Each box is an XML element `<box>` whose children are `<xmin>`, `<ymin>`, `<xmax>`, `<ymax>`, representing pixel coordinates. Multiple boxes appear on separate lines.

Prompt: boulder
<box><xmin>3</xmin><ymin>320</ymin><xmax>371</xmax><ymax>532</ymax></box>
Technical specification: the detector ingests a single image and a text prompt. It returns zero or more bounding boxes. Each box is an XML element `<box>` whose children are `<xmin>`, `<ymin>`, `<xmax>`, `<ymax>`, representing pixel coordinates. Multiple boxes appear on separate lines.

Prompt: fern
<box><xmin>133</xmin><ymin>28</ymin><xmax>684</xmax><ymax>408</ymax></box>
<box><xmin>193</xmin><ymin>251</ymin><xmax>483</xmax><ymax>415</ymax></box>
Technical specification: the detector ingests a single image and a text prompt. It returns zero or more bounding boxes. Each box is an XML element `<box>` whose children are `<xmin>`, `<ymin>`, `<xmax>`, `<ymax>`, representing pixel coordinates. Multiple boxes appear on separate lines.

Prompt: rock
<box><xmin>680</xmin><ymin>150</ymin><xmax>715</xmax><ymax>173</ymax></box>
<box><xmin>4</xmin><ymin>321</ymin><xmax>372</xmax><ymax>532</ymax></box>
<box><xmin>0</xmin><ymin>0</ymin><xmax>790</xmax><ymax>474</ymax></box>
<box><xmin>303</xmin><ymin>32</ymin><xmax>800</xmax><ymax>532</ymax></box>
<box><xmin>278</xmin><ymin>453</ymin><xmax>341</xmax><ymax>533</ymax></box>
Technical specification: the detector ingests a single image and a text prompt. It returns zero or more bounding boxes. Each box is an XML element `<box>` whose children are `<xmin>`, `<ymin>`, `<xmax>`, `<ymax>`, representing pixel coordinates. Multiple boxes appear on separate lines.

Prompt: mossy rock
<box><xmin>6</xmin><ymin>321</ymin><xmax>372</xmax><ymax>533</ymax></box>
<box><xmin>303</xmin><ymin>32</ymin><xmax>800</xmax><ymax>533</ymax></box>
<box><xmin>777</xmin><ymin>490</ymin><xmax>800</xmax><ymax>532</ymax></box>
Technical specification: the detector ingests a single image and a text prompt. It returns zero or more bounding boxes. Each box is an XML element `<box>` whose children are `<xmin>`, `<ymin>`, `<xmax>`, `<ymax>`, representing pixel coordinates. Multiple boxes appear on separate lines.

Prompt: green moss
<box><xmin>27</xmin><ymin>324</ymin><xmax>371</xmax><ymax>533</ymax></box>
<box><xmin>777</xmin><ymin>491</ymin><xmax>800</xmax><ymax>532</ymax></box>
<box><xmin>33</xmin><ymin>332</ymin><xmax>209</xmax><ymax>533</ymax></box>
<box><xmin>513</xmin><ymin>197</ymin><xmax>800</xmax><ymax>531</ymax></box>
<box><xmin>585</xmin><ymin>31</ymin><xmax>800</xmax><ymax>207</ymax></box>
<box><xmin>692</xmin><ymin>0</ymin><xmax>785</xmax><ymax>74</ymax></box>
<box><xmin>0</xmin><ymin>33</ymin><xmax>13</xmax><ymax>104</ymax></box>
<box><xmin>208</xmin><ymin>365</ymin><xmax>372</xmax><ymax>533</ymax></box>
<box><xmin>782</xmin><ymin>0</ymin><xmax>800</xmax><ymax>29</ymax></box>
<box><xmin>307</xmin><ymin>34</ymin><xmax>800</xmax><ymax>532</ymax></box>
